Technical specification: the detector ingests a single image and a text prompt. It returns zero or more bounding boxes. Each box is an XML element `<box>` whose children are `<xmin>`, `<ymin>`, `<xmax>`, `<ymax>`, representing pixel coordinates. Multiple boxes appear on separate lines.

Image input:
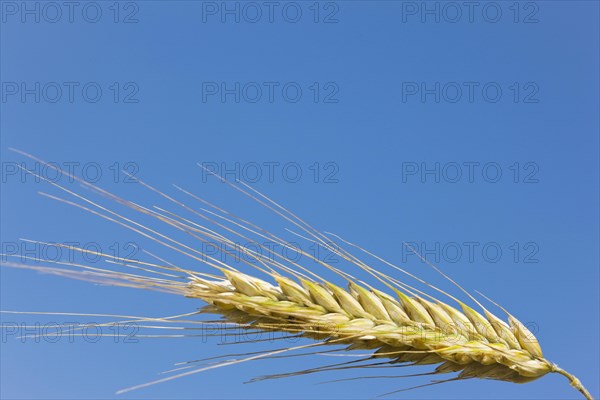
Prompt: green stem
<box><xmin>549</xmin><ymin>363</ymin><xmax>594</xmax><ymax>400</ymax></box>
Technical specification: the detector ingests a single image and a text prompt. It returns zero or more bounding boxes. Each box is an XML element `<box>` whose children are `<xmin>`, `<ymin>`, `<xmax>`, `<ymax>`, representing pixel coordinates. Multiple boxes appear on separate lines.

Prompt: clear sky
<box><xmin>1</xmin><ymin>1</ymin><xmax>599</xmax><ymax>399</ymax></box>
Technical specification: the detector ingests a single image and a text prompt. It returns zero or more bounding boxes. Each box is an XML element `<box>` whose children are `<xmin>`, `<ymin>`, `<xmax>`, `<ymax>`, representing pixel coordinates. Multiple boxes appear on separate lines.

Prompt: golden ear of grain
<box><xmin>182</xmin><ymin>265</ymin><xmax>589</xmax><ymax>397</ymax></box>
<box><xmin>6</xmin><ymin>149</ymin><xmax>591</xmax><ymax>399</ymax></box>
<box><xmin>188</xmin><ymin>272</ymin><xmax>560</xmax><ymax>389</ymax></box>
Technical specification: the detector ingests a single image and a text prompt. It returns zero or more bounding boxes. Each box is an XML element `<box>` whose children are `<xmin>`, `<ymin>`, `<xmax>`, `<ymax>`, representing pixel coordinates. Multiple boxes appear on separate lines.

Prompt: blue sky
<box><xmin>1</xmin><ymin>1</ymin><xmax>599</xmax><ymax>399</ymax></box>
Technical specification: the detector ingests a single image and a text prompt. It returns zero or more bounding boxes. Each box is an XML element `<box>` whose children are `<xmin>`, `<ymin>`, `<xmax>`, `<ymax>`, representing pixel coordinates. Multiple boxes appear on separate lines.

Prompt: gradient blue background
<box><xmin>1</xmin><ymin>1</ymin><xmax>598</xmax><ymax>399</ymax></box>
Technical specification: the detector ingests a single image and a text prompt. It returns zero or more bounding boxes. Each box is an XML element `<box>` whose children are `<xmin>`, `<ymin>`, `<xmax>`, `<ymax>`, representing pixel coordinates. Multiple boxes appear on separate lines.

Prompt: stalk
<box><xmin>550</xmin><ymin>363</ymin><xmax>594</xmax><ymax>400</ymax></box>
